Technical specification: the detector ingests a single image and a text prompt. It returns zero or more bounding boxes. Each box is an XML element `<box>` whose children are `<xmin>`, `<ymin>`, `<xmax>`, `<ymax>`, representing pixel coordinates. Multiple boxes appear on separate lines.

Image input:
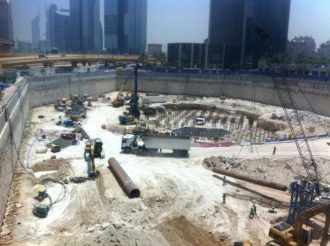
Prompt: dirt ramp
<box><xmin>156</xmin><ymin>216</ymin><xmax>228</xmax><ymax>246</ymax></box>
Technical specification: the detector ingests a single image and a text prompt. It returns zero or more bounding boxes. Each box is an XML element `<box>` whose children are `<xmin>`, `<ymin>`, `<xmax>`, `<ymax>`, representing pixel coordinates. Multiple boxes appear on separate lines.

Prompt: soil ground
<box><xmin>1</xmin><ymin>92</ymin><xmax>330</xmax><ymax>246</ymax></box>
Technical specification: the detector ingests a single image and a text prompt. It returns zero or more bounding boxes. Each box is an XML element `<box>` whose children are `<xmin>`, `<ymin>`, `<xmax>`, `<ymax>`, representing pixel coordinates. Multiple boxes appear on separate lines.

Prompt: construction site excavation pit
<box><xmin>1</xmin><ymin>91</ymin><xmax>330</xmax><ymax>246</ymax></box>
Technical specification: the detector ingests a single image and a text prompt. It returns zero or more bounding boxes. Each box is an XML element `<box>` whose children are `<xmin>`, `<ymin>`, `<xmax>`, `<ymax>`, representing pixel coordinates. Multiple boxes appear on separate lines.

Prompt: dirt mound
<box><xmin>32</xmin><ymin>159</ymin><xmax>72</xmax><ymax>179</ymax></box>
<box><xmin>156</xmin><ymin>216</ymin><xmax>228</xmax><ymax>246</ymax></box>
<box><xmin>257</xmin><ymin>118</ymin><xmax>287</xmax><ymax>132</ymax></box>
<box><xmin>203</xmin><ymin>156</ymin><xmax>330</xmax><ymax>186</ymax></box>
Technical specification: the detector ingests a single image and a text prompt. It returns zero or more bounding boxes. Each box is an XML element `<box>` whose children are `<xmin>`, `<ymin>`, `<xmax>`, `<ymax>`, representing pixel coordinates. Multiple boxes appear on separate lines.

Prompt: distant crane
<box><xmin>119</xmin><ymin>63</ymin><xmax>140</xmax><ymax>125</ymax></box>
<box><xmin>112</xmin><ymin>72</ymin><xmax>133</xmax><ymax>107</ymax></box>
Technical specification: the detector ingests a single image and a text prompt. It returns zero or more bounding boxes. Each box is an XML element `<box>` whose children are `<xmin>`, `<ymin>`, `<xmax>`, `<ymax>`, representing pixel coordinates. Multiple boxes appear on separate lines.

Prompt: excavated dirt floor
<box><xmin>1</xmin><ymin>92</ymin><xmax>330</xmax><ymax>246</ymax></box>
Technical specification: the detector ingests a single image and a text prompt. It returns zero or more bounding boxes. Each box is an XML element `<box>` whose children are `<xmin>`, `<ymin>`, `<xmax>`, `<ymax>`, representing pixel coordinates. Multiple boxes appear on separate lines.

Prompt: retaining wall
<box><xmin>28</xmin><ymin>71</ymin><xmax>116</xmax><ymax>107</ymax></box>
<box><xmin>117</xmin><ymin>72</ymin><xmax>330</xmax><ymax>117</ymax></box>
<box><xmin>0</xmin><ymin>79</ymin><xmax>29</xmax><ymax>228</ymax></box>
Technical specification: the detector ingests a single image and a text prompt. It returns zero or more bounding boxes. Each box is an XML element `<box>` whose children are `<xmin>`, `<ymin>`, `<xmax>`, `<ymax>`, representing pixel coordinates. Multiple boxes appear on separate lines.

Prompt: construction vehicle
<box><xmin>121</xmin><ymin>134</ymin><xmax>190</xmax><ymax>157</ymax></box>
<box><xmin>84</xmin><ymin>138</ymin><xmax>105</xmax><ymax>177</ymax></box>
<box><xmin>54</xmin><ymin>98</ymin><xmax>67</xmax><ymax>111</ymax></box>
<box><xmin>267</xmin><ymin>69</ymin><xmax>330</xmax><ymax>245</ymax></box>
<box><xmin>112</xmin><ymin>72</ymin><xmax>133</xmax><ymax>107</ymax></box>
<box><xmin>119</xmin><ymin>63</ymin><xmax>140</xmax><ymax>125</ymax></box>
<box><xmin>65</xmin><ymin>95</ymin><xmax>87</xmax><ymax>121</ymax></box>
<box><xmin>51</xmin><ymin>144</ymin><xmax>61</xmax><ymax>153</ymax></box>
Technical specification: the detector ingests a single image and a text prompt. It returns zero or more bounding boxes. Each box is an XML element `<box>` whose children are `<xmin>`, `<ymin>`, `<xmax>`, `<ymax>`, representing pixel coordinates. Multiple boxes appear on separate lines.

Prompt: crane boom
<box><xmin>273</xmin><ymin>76</ymin><xmax>320</xmax><ymax>182</ymax></box>
<box><xmin>112</xmin><ymin>71</ymin><xmax>133</xmax><ymax>107</ymax></box>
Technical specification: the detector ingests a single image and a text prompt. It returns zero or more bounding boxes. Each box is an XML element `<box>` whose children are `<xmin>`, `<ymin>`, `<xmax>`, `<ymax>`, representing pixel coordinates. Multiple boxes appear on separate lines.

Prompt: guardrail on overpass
<box><xmin>0</xmin><ymin>54</ymin><xmax>139</xmax><ymax>68</ymax></box>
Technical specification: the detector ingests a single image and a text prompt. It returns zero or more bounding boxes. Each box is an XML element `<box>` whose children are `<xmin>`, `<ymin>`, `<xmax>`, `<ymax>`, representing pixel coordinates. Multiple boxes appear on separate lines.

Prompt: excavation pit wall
<box><xmin>117</xmin><ymin>71</ymin><xmax>330</xmax><ymax>117</ymax></box>
<box><xmin>0</xmin><ymin>70</ymin><xmax>330</xmax><ymax>229</ymax></box>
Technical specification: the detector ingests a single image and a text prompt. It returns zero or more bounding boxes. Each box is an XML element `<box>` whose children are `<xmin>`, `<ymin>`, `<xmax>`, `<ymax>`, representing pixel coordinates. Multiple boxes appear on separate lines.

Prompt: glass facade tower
<box><xmin>104</xmin><ymin>0</ymin><xmax>147</xmax><ymax>55</ymax></box>
<box><xmin>208</xmin><ymin>0</ymin><xmax>291</xmax><ymax>69</ymax></box>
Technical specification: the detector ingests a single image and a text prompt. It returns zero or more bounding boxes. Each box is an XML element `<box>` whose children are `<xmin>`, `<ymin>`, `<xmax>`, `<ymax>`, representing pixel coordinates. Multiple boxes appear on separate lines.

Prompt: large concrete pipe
<box><xmin>212</xmin><ymin>167</ymin><xmax>287</xmax><ymax>191</ymax></box>
<box><xmin>108</xmin><ymin>158</ymin><xmax>140</xmax><ymax>198</ymax></box>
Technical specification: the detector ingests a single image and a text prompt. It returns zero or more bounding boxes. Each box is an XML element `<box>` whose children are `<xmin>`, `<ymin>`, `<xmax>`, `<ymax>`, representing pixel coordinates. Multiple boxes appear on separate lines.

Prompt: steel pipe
<box><xmin>212</xmin><ymin>167</ymin><xmax>287</xmax><ymax>191</ymax></box>
<box><xmin>108</xmin><ymin>158</ymin><xmax>140</xmax><ymax>198</ymax></box>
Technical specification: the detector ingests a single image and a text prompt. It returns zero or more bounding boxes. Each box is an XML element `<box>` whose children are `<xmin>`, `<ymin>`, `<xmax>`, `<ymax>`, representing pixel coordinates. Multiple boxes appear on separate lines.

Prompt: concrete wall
<box><xmin>28</xmin><ymin>71</ymin><xmax>116</xmax><ymax>107</ymax></box>
<box><xmin>0</xmin><ymin>80</ymin><xmax>29</xmax><ymax>228</ymax></box>
<box><xmin>117</xmin><ymin>72</ymin><xmax>330</xmax><ymax>117</ymax></box>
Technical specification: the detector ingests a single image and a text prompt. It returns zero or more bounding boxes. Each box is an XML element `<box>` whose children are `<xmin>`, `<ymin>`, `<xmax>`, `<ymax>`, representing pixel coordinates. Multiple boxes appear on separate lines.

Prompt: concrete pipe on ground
<box><xmin>212</xmin><ymin>167</ymin><xmax>287</xmax><ymax>191</ymax></box>
<box><xmin>108</xmin><ymin>158</ymin><xmax>140</xmax><ymax>198</ymax></box>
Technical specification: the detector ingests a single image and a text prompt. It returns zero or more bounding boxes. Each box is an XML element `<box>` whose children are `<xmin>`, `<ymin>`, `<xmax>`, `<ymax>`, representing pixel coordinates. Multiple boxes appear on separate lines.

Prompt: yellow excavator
<box><xmin>84</xmin><ymin>138</ymin><xmax>105</xmax><ymax>178</ymax></box>
<box><xmin>112</xmin><ymin>72</ymin><xmax>133</xmax><ymax>107</ymax></box>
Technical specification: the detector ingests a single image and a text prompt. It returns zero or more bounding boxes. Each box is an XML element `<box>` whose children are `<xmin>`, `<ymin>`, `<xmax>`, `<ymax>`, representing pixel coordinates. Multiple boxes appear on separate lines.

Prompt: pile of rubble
<box><xmin>203</xmin><ymin>156</ymin><xmax>242</xmax><ymax>169</ymax></box>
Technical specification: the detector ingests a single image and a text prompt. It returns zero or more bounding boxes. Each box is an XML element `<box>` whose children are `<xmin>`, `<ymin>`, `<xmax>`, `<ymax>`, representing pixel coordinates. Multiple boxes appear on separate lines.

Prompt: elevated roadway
<box><xmin>0</xmin><ymin>54</ymin><xmax>139</xmax><ymax>70</ymax></box>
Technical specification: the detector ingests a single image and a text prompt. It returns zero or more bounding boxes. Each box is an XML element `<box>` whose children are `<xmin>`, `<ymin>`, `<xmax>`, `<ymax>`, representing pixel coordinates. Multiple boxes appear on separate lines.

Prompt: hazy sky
<box><xmin>11</xmin><ymin>0</ymin><xmax>330</xmax><ymax>48</ymax></box>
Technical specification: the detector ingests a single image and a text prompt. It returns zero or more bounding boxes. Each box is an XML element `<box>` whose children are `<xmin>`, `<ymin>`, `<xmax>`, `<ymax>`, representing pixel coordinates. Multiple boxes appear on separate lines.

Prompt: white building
<box><xmin>287</xmin><ymin>36</ymin><xmax>316</xmax><ymax>61</ymax></box>
<box><xmin>317</xmin><ymin>41</ymin><xmax>330</xmax><ymax>59</ymax></box>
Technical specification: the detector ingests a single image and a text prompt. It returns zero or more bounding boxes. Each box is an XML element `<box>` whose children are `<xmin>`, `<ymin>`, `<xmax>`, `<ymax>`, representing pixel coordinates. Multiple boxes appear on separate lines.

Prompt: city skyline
<box><xmin>10</xmin><ymin>0</ymin><xmax>330</xmax><ymax>49</ymax></box>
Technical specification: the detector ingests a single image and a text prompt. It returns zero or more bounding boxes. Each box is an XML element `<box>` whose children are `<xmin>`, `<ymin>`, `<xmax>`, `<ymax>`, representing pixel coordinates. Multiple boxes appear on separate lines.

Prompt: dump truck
<box><xmin>121</xmin><ymin>134</ymin><xmax>190</xmax><ymax>157</ymax></box>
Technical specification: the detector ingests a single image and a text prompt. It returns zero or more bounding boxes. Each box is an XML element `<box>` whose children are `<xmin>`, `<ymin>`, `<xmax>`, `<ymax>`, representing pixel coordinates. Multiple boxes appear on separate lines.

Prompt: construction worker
<box><xmin>223</xmin><ymin>175</ymin><xmax>227</xmax><ymax>186</ymax></box>
<box><xmin>249</xmin><ymin>206</ymin><xmax>254</xmax><ymax>219</ymax></box>
<box><xmin>272</xmin><ymin>146</ymin><xmax>277</xmax><ymax>155</ymax></box>
<box><xmin>252</xmin><ymin>203</ymin><xmax>257</xmax><ymax>216</ymax></box>
<box><xmin>222</xmin><ymin>193</ymin><xmax>226</xmax><ymax>204</ymax></box>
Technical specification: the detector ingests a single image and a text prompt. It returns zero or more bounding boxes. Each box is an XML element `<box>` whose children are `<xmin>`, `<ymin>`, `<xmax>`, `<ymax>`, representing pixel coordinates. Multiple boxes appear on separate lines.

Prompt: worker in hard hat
<box><xmin>222</xmin><ymin>193</ymin><xmax>226</xmax><ymax>204</ymax></box>
<box><xmin>249</xmin><ymin>206</ymin><xmax>254</xmax><ymax>219</ymax></box>
<box><xmin>252</xmin><ymin>203</ymin><xmax>257</xmax><ymax>216</ymax></box>
<box><xmin>272</xmin><ymin>146</ymin><xmax>277</xmax><ymax>155</ymax></box>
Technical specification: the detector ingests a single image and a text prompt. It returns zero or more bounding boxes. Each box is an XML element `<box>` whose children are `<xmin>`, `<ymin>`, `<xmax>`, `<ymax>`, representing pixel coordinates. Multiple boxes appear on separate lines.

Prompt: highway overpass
<box><xmin>0</xmin><ymin>54</ymin><xmax>139</xmax><ymax>72</ymax></box>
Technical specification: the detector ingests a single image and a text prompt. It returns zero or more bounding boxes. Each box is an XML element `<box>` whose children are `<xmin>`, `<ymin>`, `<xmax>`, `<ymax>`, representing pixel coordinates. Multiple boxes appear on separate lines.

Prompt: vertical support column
<box><xmin>0</xmin><ymin>64</ymin><xmax>3</xmax><ymax>75</ymax></box>
<box><xmin>178</xmin><ymin>43</ymin><xmax>182</xmax><ymax>68</ymax></box>
<box><xmin>190</xmin><ymin>43</ymin><xmax>194</xmax><ymax>68</ymax></box>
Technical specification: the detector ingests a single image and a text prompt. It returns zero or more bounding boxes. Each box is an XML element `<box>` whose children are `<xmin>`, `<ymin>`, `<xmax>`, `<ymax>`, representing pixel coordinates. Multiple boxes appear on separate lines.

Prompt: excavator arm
<box><xmin>112</xmin><ymin>71</ymin><xmax>133</xmax><ymax>107</ymax></box>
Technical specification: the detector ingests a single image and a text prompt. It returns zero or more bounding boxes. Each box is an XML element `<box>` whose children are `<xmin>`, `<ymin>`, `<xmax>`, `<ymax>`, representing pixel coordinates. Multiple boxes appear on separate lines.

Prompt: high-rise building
<box><xmin>47</xmin><ymin>4</ymin><xmax>70</xmax><ymax>53</ymax></box>
<box><xmin>104</xmin><ymin>0</ymin><xmax>147</xmax><ymax>55</ymax></box>
<box><xmin>70</xmin><ymin>0</ymin><xmax>103</xmax><ymax>53</ymax></box>
<box><xmin>167</xmin><ymin>43</ymin><xmax>205</xmax><ymax>68</ymax></box>
<box><xmin>31</xmin><ymin>11</ymin><xmax>40</xmax><ymax>52</ymax></box>
<box><xmin>0</xmin><ymin>0</ymin><xmax>14</xmax><ymax>53</ymax></box>
<box><xmin>148</xmin><ymin>44</ymin><xmax>162</xmax><ymax>57</ymax></box>
<box><xmin>15</xmin><ymin>41</ymin><xmax>32</xmax><ymax>53</ymax></box>
<box><xmin>208</xmin><ymin>0</ymin><xmax>291</xmax><ymax>69</ymax></box>
<box><xmin>287</xmin><ymin>36</ymin><xmax>316</xmax><ymax>62</ymax></box>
